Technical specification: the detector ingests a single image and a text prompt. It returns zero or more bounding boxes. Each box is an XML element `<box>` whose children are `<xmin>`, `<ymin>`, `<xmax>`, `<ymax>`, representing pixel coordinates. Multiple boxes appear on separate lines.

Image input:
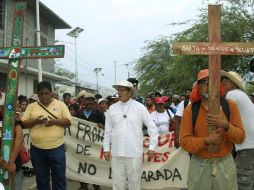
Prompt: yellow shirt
<box><xmin>22</xmin><ymin>99</ymin><xmax>72</xmax><ymax>149</ymax></box>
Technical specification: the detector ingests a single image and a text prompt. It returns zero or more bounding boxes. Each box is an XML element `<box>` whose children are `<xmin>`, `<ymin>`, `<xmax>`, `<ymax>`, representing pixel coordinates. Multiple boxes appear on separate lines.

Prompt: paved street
<box><xmin>23</xmin><ymin>176</ymin><xmax>112</xmax><ymax>190</ymax></box>
<box><xmin>23</xmin><ymin>176</ymin><xmax>179</xmax><ymax>190</ymax></box>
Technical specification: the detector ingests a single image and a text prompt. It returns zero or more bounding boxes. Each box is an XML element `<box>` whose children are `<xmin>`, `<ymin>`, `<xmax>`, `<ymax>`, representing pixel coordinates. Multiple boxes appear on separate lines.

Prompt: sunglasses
<box><xmin>198</xmin><ymin>80</ymin><xmax>209</xmax><ymax>85</ymax></box>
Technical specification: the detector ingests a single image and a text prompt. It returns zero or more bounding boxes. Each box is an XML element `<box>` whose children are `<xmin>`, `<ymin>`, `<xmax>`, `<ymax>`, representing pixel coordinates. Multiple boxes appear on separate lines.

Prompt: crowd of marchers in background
<box><xmin>0</xmin><ymin>73</ymin><xmax>254</xmax><ymax>190</ymax></box>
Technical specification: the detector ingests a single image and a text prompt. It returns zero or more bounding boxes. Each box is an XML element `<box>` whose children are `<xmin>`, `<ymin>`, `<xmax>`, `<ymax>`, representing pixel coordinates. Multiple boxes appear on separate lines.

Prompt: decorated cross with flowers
<box><xmin>0</xmin><ymin>1</ymin><xmax>64</xmax><ymax>188</ymax></box>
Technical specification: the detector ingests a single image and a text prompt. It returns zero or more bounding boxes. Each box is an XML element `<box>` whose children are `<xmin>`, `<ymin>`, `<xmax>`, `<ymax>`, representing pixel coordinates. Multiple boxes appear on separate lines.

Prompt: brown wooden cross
<box><xmin>172</xmin><ymin>5</ymin><xmax>254</xmax><ymax>152</ymax></box>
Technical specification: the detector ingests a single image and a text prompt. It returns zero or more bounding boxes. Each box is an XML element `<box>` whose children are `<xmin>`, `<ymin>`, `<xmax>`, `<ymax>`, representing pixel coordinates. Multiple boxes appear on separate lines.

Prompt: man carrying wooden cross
<box><xmin>179</xmin><ymin>69</ymin><xmax>245</xmax><ymax>190</ymax></box>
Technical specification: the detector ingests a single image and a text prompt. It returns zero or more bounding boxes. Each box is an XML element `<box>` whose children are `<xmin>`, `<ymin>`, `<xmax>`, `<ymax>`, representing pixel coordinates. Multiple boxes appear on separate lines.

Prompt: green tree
<box><xmin>136</xmin><ymin>0</ymin><xmax>254</xmax><ymax>96</ymax></box>
<box><xmin>54</xmin><ymin>63</ymin><xmax>76</xmax><ymax>79</ymax></box>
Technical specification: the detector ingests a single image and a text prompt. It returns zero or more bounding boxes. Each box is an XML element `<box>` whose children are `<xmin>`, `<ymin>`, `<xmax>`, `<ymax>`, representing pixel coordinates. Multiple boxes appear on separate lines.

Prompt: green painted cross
<box><xmin>172</xmin><ymin>5</ymin><xmax>254</xmax><ymax>152</ymax></box>
<box><xmin>0</xmin><ymin>1</ymin><xmax>64</xmax><ymax>189</ymax></box>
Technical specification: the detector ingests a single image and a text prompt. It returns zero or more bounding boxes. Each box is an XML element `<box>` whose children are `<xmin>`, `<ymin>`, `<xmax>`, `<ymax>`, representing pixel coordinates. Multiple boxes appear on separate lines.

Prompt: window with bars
<box><xmin>0</xmin><ymin>72</ymin><xmax>6</xmax><ymax>92</ymax></box>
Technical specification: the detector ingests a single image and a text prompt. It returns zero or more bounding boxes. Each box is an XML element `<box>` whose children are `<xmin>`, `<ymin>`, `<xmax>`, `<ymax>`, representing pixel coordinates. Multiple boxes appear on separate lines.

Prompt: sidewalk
<box><xmin>23</xmin><ymin>176</ymin><xmax>179</xmax><ymax>190</ymax></box>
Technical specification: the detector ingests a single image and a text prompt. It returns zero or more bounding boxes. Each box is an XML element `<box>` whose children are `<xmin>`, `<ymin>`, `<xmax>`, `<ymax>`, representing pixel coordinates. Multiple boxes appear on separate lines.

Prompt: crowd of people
<box><xmin>0</xmin><ymin>71</ymin><xmax>254</xmax><ymax>190</ymax></box>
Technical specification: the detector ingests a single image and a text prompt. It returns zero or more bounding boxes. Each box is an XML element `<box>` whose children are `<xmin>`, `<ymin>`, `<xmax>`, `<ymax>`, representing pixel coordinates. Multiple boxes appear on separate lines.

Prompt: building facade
<box><xmin>0</xmin><ymin>0</ymin><xmax>71</xmax><ymax>97</ymax></box>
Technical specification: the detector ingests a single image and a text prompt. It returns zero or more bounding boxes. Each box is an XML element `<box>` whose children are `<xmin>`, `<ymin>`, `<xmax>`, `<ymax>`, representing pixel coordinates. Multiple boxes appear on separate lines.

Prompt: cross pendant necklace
<box><xmin>121</xmin><ymin>100</ymin><xmax>132</xmax><ymax>119</ymax></box>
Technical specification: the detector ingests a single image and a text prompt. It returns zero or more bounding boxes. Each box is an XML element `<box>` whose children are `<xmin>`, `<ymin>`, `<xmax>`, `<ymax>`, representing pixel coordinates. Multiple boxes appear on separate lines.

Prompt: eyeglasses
<box><xmin>198</xmin><ymin>80</ymin><xmax>209</xmax><ymax>85</ymax></box>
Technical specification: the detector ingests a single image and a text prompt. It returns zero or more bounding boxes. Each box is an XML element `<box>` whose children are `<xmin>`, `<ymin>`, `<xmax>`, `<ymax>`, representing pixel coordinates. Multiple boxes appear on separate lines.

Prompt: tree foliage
<box><xmin>54</xmin><ymin>64</ymin><xmax>76</xmax><ymax>79</ymax></box>
<box><xmin>136</xmin><ymin>0</ymin><xmax>254</xmax><ymax>96</ymax></box>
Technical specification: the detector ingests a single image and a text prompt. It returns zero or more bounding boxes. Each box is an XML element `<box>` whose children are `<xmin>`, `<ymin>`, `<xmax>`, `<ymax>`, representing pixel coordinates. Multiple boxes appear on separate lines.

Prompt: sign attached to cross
<box><xmin>0</xmin><ymin>1</ymin><xmax>65</xmax><ymax>188</ymax></box>
<box><xmin>172</xmin><ymin>5</ymin><xmax>254</xmax><ymax>152</ymax></box>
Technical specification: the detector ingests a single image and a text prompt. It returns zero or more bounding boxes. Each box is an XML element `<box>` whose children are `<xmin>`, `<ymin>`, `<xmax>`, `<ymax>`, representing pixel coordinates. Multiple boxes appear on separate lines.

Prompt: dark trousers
<box><xmin>30</xmin><ymin>144</ymin><xmax>66</xmax><ymax>190</ymax></box>
<box><xmin>235</xmin><ymin>149</ymin><xmax>254</xmax><ymax>190</ymax></box>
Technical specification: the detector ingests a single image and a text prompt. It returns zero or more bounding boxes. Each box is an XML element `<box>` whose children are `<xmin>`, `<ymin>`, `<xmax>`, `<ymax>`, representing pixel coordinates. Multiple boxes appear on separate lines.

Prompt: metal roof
<box><xmin>27</xmin><ymin>0</ymin><xmax>71</xmax><ymax>29</ymax></box>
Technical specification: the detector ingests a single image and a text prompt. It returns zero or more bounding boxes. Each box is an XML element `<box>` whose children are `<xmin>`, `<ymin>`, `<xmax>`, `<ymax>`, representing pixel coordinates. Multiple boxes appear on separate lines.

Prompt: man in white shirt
<box><xmin>221</xmin><ymin>70</ymin><xmax>254</xmax><ymax>190</ymax></box>
<box><xmin>103</xmin><ymin>80</ymin><xmax>158</xmax><ymax>190</ymax></box>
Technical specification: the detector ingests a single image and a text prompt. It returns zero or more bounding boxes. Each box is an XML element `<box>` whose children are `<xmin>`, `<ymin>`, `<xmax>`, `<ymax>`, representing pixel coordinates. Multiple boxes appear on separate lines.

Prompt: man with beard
<box><xmin>179</xmin><ymin>69</ymin><xmax>245</xmax><ymax>190</ymax></box>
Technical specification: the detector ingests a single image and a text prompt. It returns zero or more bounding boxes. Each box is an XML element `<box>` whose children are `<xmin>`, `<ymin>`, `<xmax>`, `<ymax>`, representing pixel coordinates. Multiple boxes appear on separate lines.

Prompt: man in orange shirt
<box><xmin>180</xmin><ymin>69</ymin><xmax>245</xmax><ymax>190</ymax></box>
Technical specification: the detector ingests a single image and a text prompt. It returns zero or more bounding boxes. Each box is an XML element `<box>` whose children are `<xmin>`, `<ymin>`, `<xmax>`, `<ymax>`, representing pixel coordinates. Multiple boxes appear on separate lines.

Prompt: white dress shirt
<box><xmin>103</xmin><ymin>99</ymin><xmax>158</xmax><ymax>157</ymax></box>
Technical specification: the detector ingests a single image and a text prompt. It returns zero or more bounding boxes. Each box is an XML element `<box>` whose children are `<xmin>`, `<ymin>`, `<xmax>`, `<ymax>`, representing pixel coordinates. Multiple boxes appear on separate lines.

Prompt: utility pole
<box><xmin>114</xmin><ymin>61</ymin><xmax>117</xmax><ymax>84</ymax></box>
<box><xmin>67</xmin><ymin>27</ymin><xmax>84</xmax><ymax>84</ymax></box>
<box><xmin>36</xmin><ymin>0</ymin><xmax>42</xmax><ymax>82</ymax></box>
<box><xmin>124</xmin><ymin>63</ymin><xmax>130</xmax><ymax>78</ymax></box>
<box><xmin>67</xmin><ymin>27</ymin><xmax>84</xmax><ymax>94</ymax></box>
<box><xmin>94</xmin><ymin>68</ymin><xmax>102</xmax><ymax>94</ymax></box>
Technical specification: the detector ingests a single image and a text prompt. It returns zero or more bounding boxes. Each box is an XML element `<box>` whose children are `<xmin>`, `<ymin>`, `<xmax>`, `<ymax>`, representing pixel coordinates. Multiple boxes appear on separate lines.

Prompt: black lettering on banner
<box><xmin>141</xmin><ymin>168</ymin><xmax>182</xmax><ymax>182</ymax></box>
<box><xmin>108</xmin><ymin>167</ymin><xmax>112</xmax><ymax>179</ymax></box>
<box><xmin>76</xmin><ymin>121</ymin><xmax>104</xmax><ymax>142</ymax></box>
<box><xmin>172</xmin><ymin>168</ymin><xmax>182</xmax><ymax>181</ymax></box>
<box><xmin>164</xmin><ymin>169</ymin><xmax>173</xmax><ymax>180</ymax></box>
<box><xmin>64</xmin><ymin>126</ymin><xmax>71</xmax><ymax>136</ymax></box>
<box><xmin>147</xmin><ymin>171</ymin><xmax>157</xmax><ymax>181</ymax></box>
<box><xmin>91</xmin><ymin>127</ymin><xmax>104</xmax><ymax>143</ymax></box>
<box><xmin>156</xmin><ymin>170</ymin><xmax>165</xmax><ymax>180</ymax></box>
<box><xmin>78</xmin><ymin>162</ymin><xmax>96</xmax><ymax>175</ymax></box>
<box><xmin>76</xmin><ymin>122</ymin><xmax>91</xmax><ymax>141</ymax></box>
<box><xmin>76</xmin><ymin>144</ymin><xmax>91</xmax><ymax>155</ymax></box>
<box><xmin>141</xmin><ymin>171</ymin><xmax>147</xmax><ymax>182</ymax></box>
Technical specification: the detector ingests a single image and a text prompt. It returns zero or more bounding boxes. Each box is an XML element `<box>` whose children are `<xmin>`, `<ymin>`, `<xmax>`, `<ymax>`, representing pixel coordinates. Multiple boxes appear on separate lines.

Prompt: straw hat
<box><xmin>76</xmin><ymin>90</ymin><xmax>87</xmax><ymax>99</ymax></box>
<box><xmin>29</xmin><ymin>94</ymin><xmax>38</xmax><ymax>101</ymax></box>
<box><xmin>84</xmin><ymin>92</ymin><xmax>95</xmax><ymax>99</ymax></box>
<box><xmin>112</xmin><ymin>80</ymin><xmax>133</xmax><ymax>90</ymax></box>
<box><xmin>221</xmin><ymin>70</ymin><xmax>245</xmax><ymax>91</ymax></box>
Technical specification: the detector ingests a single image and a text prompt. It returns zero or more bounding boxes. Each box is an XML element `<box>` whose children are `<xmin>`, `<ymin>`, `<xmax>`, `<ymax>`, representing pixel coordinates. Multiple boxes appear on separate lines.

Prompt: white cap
<box><xmin>98</xmin><ymin>98</ymin><xmax>108</xmax><ymax>105</ymax></box>
<box><xmin>112</xmin><ymin>80</ymin><xmax>133</xmax><ymax>90</ymax></box>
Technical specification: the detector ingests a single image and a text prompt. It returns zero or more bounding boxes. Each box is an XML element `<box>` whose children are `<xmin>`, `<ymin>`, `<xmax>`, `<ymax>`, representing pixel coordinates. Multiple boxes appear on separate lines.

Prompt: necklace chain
<box><xmin>121</xmin><ymin>101</ymin><xmax>132</xmax><ymax>119</ymax></box>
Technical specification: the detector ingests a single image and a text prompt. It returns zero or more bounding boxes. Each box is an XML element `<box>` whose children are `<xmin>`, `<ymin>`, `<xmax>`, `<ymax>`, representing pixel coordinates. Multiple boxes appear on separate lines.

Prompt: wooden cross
<box><xmin>172</xmin><ymin>5</ymin><xmax>254</xmax><ymax>152</ymax></box>
<box><xmin>0</xmin><ymin>1</ymin><xmax>64</xmax><ymax>188</ymax></box>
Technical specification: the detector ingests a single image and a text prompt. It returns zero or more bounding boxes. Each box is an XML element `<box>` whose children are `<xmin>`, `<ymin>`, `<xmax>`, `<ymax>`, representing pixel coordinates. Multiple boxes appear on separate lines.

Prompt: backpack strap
<box><xmin>191</xmin><ymin>101</ymin><xmax>201</xmax><ymax>129</ymax></box>
<box><xmin>220</xmin><ymin>97</ymin><xmax>230</xmax><ymax>121</ymax></box>
<box><xmin>191</xmin><ymin>98</ymin><xmax>230</xmax><ymax>130</ymax></box>
<box><xmin>184</xmin><ymin>99</ymin><xmax>189</xmax><ymax>109</ymax></box>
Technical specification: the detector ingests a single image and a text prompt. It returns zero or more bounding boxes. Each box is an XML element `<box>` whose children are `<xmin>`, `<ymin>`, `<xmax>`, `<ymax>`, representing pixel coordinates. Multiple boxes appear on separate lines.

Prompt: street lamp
<box><xmin>94</xmin><ymin>68</ymin><xmax>102</xmax><ymax>94</ymax></box>
<box><xmin>124</xmin><ymin>63</ymin><xmax>130</xmax><ymax>78</ymax></box>
<box><xmin>67</xmin><ymin>27</ymin><xmax>84</xmax><ymax>84</ymax></box>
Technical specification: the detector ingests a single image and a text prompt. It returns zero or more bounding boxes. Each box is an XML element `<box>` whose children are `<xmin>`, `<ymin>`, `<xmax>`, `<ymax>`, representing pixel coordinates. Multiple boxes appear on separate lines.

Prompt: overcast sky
<box><xmin>40</xmin><ymin>0</ymin><xmax>213</xmax><ymax>89</ymax></box>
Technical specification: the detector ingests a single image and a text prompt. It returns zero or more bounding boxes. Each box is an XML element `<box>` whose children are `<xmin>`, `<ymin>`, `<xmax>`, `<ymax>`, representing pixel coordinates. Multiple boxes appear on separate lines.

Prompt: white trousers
<box><xmin>111</xmin><ymin>156</ymin><xmax>143</xmax><ymax>190</ymax></box>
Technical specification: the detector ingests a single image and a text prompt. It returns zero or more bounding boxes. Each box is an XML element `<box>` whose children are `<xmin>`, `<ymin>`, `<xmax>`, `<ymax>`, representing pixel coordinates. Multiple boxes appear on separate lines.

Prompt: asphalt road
<box><xmin>23</xmin><ymin>176</ymin><xmax>179</xmax><ymax>190</ymax></box>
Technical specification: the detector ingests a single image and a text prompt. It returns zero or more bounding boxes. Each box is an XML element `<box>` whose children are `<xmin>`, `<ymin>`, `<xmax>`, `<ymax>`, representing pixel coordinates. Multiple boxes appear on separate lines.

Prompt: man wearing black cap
<box><xmin>127</xmin><ymin>78</ymin><xmax>145</xmax><ymax>105</ymax></box>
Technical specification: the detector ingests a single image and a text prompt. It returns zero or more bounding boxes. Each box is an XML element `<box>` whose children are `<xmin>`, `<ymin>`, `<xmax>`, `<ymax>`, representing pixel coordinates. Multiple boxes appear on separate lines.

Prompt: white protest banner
<box><xmin>64</xmin><ymin>117</ymin><xmax>190</xmax><ymax>189</ymax></box>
